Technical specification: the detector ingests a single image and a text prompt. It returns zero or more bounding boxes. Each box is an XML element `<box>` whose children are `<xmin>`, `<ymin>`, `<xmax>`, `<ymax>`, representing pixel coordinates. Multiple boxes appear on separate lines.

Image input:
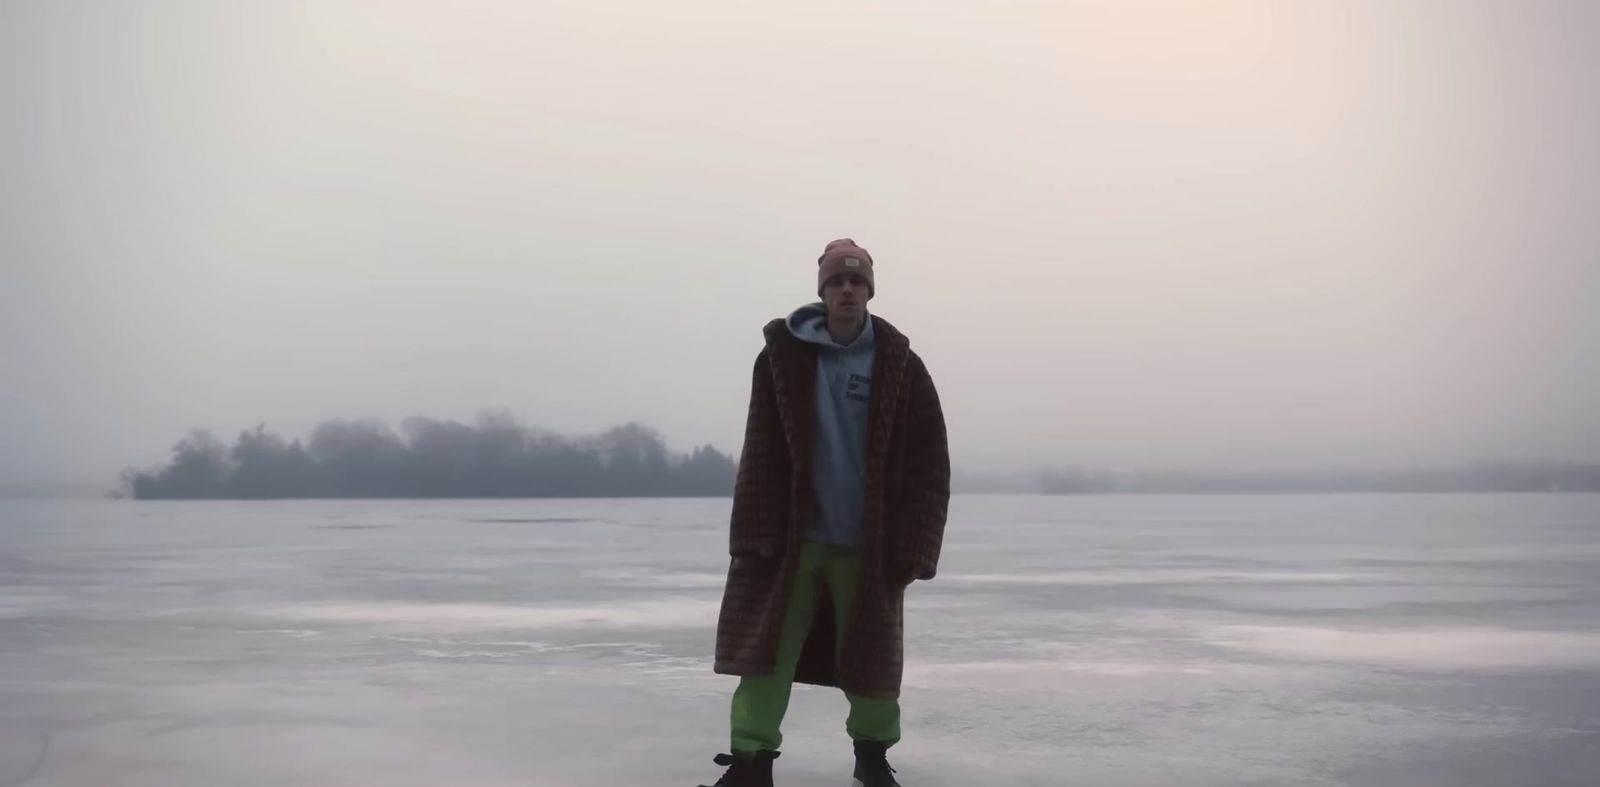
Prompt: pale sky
<box><xmin>3</xmin><ymin>0</ymin><xmax>1597</xmax><ymax>490</ymax></box>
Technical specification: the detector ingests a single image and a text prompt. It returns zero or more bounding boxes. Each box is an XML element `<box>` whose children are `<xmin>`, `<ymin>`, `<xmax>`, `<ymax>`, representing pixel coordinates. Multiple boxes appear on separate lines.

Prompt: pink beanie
<box><xmin>816</xmin><ymin>238</ymin><xmax>875</xmax><ymax>298</ymax></box>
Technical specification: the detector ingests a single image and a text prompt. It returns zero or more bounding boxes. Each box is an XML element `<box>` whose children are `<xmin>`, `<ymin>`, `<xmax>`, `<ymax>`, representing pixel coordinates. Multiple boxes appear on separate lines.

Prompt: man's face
<box><xmin>822</xmin><ymin>273</ymin><xmax>870</xmax><ymax>321</ymax></box>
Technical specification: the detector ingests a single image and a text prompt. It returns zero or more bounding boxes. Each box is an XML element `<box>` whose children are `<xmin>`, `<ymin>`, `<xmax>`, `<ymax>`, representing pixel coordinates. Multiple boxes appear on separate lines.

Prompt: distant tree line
<box><xmin>1038</xmin><ymin>461</ymin><xmax>1600</xmax><ymax>494</ymax></box>
<box><xmin>122</xmin><ymin>414</ymin><xmax>737</xmax><ymax>499</ymax></box>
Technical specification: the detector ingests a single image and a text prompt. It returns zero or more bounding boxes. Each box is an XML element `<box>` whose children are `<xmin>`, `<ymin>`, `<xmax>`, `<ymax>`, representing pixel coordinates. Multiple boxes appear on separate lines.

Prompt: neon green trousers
<box><xmin>730</xmin><ymin>540</ymin><xmax>902</xmax><ymax>754</ymax></box>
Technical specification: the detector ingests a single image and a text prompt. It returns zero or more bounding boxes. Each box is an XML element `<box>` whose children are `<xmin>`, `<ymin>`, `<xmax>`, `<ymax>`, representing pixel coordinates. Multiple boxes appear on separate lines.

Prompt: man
<box><xmin>699</xmin><ymin>239</ymin><xmax>951</xmax><ymax>787</ymax></box>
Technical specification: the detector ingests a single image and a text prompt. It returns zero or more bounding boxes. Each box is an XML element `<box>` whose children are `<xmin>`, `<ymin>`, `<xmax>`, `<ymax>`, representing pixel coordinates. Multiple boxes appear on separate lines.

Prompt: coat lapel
<box><xmin>762</xmin><ymin>321</ymin><xmax>817</xmax><ymax>532</ymax></box>
<box><xmin>863</xmin><ymin>315</ymin><xmax>910</xmax><ymax>542</ymax></box>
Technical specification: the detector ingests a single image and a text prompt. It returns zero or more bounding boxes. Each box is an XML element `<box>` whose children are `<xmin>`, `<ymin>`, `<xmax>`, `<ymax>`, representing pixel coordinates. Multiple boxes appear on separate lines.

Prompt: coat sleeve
<box><xmin>898</xmin><ymin>353</ymin><xmax>951</xmax><ymax>580</ymax></box>
<box><xmin>728</xmin><ymin>349</ymin><xmax>791</xmax><ymax>557</ymax></box>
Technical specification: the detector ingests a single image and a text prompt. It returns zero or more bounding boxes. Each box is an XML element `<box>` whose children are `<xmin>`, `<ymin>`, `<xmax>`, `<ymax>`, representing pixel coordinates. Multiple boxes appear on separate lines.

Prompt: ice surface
<box><xmin>1</xmin><ymin>494</ymin><xmax>1598</xmax><ymax>786</ymax></box>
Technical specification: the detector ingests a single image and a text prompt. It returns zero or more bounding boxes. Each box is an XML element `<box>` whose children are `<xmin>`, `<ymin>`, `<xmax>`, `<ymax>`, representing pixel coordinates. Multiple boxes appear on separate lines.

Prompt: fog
<box><xmin>3</xmin><ymin>1</ymin><xmax>1597</xmax><ymax>492</ymax></box>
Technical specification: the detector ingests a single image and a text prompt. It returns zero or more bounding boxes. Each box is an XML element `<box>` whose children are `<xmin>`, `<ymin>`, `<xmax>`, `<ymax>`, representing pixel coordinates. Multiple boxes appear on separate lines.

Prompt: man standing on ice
<box><xmin>699</xmin><ymin>239</ymin><xmax>951</xmax><ymax>787</ymax></box>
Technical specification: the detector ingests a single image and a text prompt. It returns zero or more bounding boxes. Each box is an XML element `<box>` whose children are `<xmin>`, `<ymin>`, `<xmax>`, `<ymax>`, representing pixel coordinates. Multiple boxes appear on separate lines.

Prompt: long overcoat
<box><xmin>712</xmin><ymin>314</ymin><xmax>950</xmax><ymax>700</ymax></box>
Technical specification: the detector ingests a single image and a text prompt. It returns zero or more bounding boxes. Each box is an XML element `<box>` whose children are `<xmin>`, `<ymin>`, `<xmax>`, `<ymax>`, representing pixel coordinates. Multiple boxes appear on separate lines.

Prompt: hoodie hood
<box><xmin>786</xmin><ymin>302</ymin><xmax>875</xmax><ymax>350</ymax></box>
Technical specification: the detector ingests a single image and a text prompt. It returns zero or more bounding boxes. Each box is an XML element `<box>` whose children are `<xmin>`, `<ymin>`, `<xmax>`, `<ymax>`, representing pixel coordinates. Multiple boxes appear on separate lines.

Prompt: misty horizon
<box><xmin>11</xmin><ymin>408</ymin><xmax>1577</xmax><ymax>500</ymax></box>
<box><xmin>6</xmin><ymin>406</ymin><xmax>1600</xmax><ymax>499</ymax></box>
<box><xmin>120</xmin><ymin>411</ymin><xmax>1600</xmax><ymax>488</ymax></box>
<box><xmin>9</xmin><ymin>408</ymin><xmax>1600</xmax><ymax>500</ymax></box>
<box><xmin>5</xmin><ymin>2</ymin><xmax>1598</xmax><ymax>492</ymax></box>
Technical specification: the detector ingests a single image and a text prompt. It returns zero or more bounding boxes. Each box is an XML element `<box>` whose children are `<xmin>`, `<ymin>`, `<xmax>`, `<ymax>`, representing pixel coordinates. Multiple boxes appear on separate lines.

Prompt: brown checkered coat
<box><xmin>712</xmin><ymin>314</ymin><xmax>950</xmax><ymax>700</ymax></box>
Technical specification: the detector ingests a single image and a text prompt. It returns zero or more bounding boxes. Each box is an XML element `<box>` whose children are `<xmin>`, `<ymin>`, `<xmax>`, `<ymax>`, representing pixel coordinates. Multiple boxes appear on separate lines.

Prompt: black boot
<box><xmin>852</xmin><ymin>741</ymin><xmax>901</xmax><ymax>787</ymax></box>
<box><xmin>697</xmin><ymin>750</ymin><xmax>778</xmax><ymax>787</ymax></box>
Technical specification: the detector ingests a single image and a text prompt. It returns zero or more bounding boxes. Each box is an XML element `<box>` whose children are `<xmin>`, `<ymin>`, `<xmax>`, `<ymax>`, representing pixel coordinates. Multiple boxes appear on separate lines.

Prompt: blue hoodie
<box><xmin>786</xmin><ymin>302</ymin><xmax>877</xmax><ymax>546</ymax></box>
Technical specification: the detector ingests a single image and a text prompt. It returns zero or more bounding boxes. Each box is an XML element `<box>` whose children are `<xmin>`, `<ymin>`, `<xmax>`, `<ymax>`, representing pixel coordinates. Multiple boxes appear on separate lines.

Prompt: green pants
<box><xmin>730</xmin><ymin>540</ymin><xmax>902</xmax><ymax>754</ymax></box>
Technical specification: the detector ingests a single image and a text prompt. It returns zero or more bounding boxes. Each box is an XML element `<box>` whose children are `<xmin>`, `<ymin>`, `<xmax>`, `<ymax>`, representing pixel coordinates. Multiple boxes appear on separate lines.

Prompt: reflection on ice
<box><xmin>1204</xmin><ymin>625</ymin><xmax>1600</xmax><ymax>670</ymax></box>
<box><xmin>942</xmin><ymin>569</ymin><xmax>1378</xmax><ymax>585</ymax></box>
<box><xmin>904</xmin><ymin>658</ymin><xmax>1225</xmax><ymax>690</ymax></box>
<box><xmin>260</xmin><ymin>598</ymin><xmax>720</xmax><ymax>630</ymax></box>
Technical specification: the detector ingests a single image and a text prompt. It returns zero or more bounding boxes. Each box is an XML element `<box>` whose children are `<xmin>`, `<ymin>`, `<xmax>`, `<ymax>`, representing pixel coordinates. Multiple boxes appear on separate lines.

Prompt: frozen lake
<box><xmin>1</xmin><ymin>495</ymin><xmax>1598</xmax><ymax>786</ymax></box>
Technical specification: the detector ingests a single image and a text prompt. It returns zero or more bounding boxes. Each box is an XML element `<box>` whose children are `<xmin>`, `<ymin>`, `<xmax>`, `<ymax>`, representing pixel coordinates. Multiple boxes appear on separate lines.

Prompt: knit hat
<box><xmin>817</xmin><ymin>238</ymin><xmax>875</xmax><ymax>299</ymax></box>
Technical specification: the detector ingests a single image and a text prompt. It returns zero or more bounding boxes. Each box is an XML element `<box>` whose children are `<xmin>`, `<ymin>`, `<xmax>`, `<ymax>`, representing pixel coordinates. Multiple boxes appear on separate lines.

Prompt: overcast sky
<box><xmin>3</xmin><ymin>0</ymin><xmax>1597</xmax><ymax>490</ymax></box>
